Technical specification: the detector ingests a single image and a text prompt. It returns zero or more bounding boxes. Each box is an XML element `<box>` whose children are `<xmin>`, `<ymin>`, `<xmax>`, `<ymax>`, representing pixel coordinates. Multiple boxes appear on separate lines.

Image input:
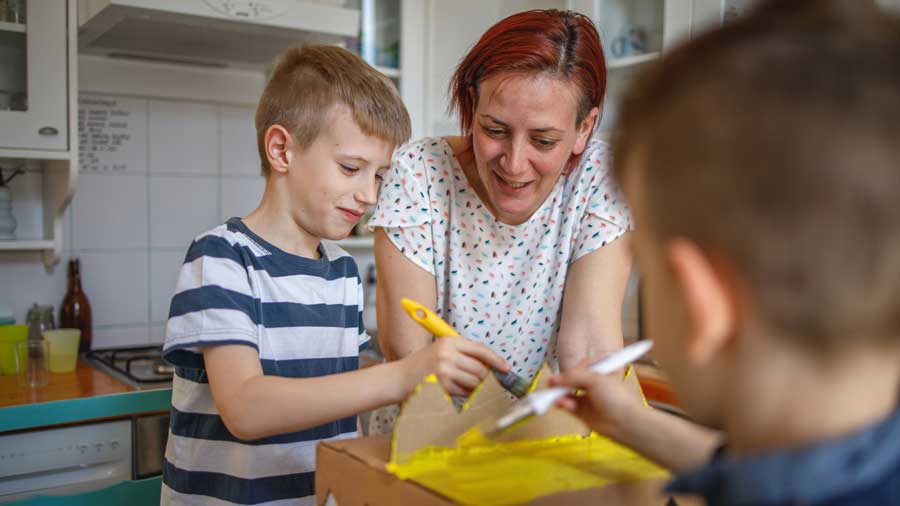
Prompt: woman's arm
<box><xmin>374</xmin><ymin>228</ymin><xmax>437</xmax><ymax>361</ymax></box>
<box><xmin>557</xmin><ymin>233</ymin><xmax>634</xmax><ymax>371</ymax></box>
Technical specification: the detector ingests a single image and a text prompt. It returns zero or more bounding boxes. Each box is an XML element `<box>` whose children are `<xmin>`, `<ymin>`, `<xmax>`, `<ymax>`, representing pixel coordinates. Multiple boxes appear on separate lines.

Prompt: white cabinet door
<box><xmin>0</xmin><ymin>0</ymin><xmax>68</xmax><ymax>151</ymax></box>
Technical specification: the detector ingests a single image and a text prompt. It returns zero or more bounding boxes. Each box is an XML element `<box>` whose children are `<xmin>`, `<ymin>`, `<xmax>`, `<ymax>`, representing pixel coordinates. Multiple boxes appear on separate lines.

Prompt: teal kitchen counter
<box><xmin>0</xmin><ymin>359</ymin><xmax>171</xmax><ymax>433</ymax></box>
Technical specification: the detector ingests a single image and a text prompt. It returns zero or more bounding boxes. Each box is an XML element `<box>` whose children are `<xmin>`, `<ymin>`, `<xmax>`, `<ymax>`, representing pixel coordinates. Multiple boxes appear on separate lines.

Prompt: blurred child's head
<box><xmin>612</xmin><ymin>0</ymin><xmax>900</xmax><ymax>425</ymax></box>
<box><xmin>255</xmin><ymin>45</ymin><xmax>410</xmax><ymax>240</ymax></box>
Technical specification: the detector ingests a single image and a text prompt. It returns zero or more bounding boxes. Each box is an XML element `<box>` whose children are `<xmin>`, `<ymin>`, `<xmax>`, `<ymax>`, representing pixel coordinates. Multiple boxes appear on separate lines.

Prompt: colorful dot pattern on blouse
<box><xmin>369</xmin><ymin>137</ymin><xmax>633</xmax><ymax>382</ymax></box>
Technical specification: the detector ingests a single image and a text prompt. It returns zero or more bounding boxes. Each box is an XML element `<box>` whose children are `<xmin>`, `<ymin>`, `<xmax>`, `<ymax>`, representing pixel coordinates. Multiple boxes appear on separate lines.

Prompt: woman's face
<box><xmin>470</xmin><ymin>73</ymin><xmax>597</xmax><ymax>225</ymax></box>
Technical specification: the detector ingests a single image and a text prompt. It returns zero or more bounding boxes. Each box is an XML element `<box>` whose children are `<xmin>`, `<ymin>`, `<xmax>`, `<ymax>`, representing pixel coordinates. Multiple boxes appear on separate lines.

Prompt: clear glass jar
<box><xmin>16</xmin><ymin>339</ymin><xmax>49</xmax><ymax>387</ymax></box>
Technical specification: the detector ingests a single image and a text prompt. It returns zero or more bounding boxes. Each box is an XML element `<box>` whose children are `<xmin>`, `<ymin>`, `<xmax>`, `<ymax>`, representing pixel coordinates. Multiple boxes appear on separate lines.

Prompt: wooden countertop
<box><xmin>0</xmin><ymin>358</ymin><xmax>137</xmax><ymax>408</ymax></box>
<box><xmin>0</xmin><ymin>359</ymin><xmax>172</xmax><ymax>433</ymax></box>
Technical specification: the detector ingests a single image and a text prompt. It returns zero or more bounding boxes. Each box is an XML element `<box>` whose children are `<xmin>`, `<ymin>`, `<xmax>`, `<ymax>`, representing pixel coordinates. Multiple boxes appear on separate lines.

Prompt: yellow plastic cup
<box><xmin>44</xmin><ymin>328</ymin><xmax>81</xmax><ymax>373</ymax></box>
<box><xmin>0</xmin><ymin>325</ymin><xmax>28</xmax><ymax>375</ymax></box>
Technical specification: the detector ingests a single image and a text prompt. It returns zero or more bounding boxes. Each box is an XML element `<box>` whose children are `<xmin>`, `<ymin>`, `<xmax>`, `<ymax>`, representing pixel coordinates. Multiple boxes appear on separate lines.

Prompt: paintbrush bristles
<box><xmin>492</xmin><ymin>369</ymin><xmax>531</xmax><ymax>398</ymax></box>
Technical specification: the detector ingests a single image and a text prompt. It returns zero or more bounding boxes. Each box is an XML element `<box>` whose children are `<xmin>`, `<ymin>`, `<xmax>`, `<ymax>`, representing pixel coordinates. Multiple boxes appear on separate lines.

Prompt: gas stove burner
<box><xmin>154</xmin><ymin>362</ymin><xmax>175</xmax><ymax>375</ymax></box>
<box><xmin>86</xmin><ymin>346</ymin><xmax>173</xmax><ymax>388</ymax></box>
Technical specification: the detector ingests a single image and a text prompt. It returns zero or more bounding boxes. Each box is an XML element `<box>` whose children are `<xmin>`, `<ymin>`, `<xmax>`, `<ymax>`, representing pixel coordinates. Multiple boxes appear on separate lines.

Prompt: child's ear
<box><xmin>264</xmin><ymin>125</ymin><xmax>293</xmax><ymax>174</ymax></box>
<box><xmin>572</xmin><ymin>106</ymin><xmax>599</xmax><ymax>156</ymax></box>
<box><xmin>665</xmin><ymin>238</ymin><xmax>739</xmax><ymax>366</ymax></box>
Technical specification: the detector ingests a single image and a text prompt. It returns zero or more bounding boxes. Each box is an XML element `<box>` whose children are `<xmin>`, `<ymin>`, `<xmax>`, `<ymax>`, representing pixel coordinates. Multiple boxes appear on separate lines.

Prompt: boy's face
<box><xmin>285</xmin><ymin>103</ymin><xmax>393</xmax><ymax>241</ymax></box>
<box><xmin>625</xmin><ymin>160</ymin><xmax>727</xmax><ymax>428</ymax></box>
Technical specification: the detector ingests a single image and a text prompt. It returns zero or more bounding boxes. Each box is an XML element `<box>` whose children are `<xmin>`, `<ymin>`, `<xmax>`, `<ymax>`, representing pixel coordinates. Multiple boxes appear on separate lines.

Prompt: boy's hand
<box><xmin>548</xmin><ymin>366</ymin><xmax>642</xmax><ymax>440</ymax></box>
<box><xmin>400</xmin><ymin>337</ymin><xmax>509</xmax><ymax>397</ymax></box>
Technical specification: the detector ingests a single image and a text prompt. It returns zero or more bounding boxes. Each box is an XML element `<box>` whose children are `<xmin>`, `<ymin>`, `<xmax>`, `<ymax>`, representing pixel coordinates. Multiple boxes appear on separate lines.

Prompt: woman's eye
<box><xmin>483</xmin><ymin>126</ymin><xmax>506</xmax><ymax>137</ymax></box>
<box><xmin>340</xmin><ymin>164</ymin><xmax>359</xmax><ymax>173</ymax></box>
<box><xmin>534</xmin><ymin>138</ymin><xmax>558</xmax><ymax>149</ymax></box>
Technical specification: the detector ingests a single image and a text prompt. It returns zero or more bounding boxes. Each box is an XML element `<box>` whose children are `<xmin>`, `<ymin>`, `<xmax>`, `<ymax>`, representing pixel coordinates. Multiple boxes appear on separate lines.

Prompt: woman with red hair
<box><xmin>369</xmin><ymin>9</ymin><xmax>632</xmax><ymax>422</ymax></box>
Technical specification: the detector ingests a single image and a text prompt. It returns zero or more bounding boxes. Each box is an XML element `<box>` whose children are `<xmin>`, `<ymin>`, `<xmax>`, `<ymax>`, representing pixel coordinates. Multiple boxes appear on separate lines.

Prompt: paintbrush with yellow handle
<box><xmin>401</xmin><ymin>298</ymin><xmax>532</xmax><ymax>398</ymax></box>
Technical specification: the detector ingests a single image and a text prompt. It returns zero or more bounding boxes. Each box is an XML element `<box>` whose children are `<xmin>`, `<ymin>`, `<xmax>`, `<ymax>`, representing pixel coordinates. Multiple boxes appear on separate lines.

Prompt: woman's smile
<box><xmin>493</xmin><ymin>170</ymin><xmax>534</xmax><ymax>193</ymax></box>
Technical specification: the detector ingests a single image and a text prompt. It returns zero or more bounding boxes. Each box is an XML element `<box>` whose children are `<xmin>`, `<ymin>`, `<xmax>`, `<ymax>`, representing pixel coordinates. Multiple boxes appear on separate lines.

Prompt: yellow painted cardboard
<box><xmin>316</xmin><ymin>366</ymin><xmax>683</xmax><ymax>506</ymax></box>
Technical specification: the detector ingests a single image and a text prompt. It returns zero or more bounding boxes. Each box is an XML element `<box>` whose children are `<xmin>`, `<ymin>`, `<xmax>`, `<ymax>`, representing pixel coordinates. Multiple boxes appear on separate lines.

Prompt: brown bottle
<box><xmin>60</xmin><ymin>258</ymin><xmax>92</xmax><ymax>352</ymax></box>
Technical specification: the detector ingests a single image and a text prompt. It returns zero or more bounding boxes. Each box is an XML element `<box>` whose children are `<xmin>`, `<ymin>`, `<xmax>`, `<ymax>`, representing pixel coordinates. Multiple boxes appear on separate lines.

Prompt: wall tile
<box><xmin>150</xmin><ymin>250</ymin><xmax>186</xmax><ymax>324</ymax></box>
<box><xmin>220</xmin><ymin>177</ymin><xmax>265</xmax><ymax>221</ymax></box>
<box><xmin>79</xmin><ymin>250</ymin><xmax>149</xmax><ymax>327</ymax></box>
<box><xmin>73</xmin><ymin>173</ymin><xmax>148</xmax><ymax>250</ymax></box>
<box><xmin>220</xmin><ymin>105</ymin><xmax>261</xmax><ymax>176</ymax></box>
<box><xmin>92</xmin><ymin>325</ymin><xmax>150</xmax><ymax>349</ymax></box>
<box><xmin>149</xmin><ymin>324</ymin><xmax>166</xmax><ymax>345</ymax></box>
<box><xmin>0</xmin><ymin>252</ymin><xmax>69</xmax><ymax>324</ymax></box>
<box><xmin>79</xmin><ymin>95</ymin><xmax>148</xmax><ymax>175</ymax></box>
<box><xmin>149</xmin><ymin>176</ymin><xmax>219</xmax><ymax>249</ymax></box>
<box><xmin>149</xmin><ymin>100</ymin><xmax>218</xmax><ymax>175</ymax></box>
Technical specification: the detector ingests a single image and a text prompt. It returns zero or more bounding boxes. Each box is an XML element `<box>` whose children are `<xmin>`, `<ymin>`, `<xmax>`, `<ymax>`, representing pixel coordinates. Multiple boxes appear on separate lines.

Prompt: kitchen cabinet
<box><xmin>0</xmin><ymin>1</ymin><xmax>70</xmax><ymax>151</ymax></box>
<box><xmin>0</xmin><ymin>1</ymin><xmax>78</xmax><ymax>267</ymax></box>
<box><xmin>566</xmin><ymin>0</ymin><xmax>695</xmax><ymax>136</ymax></box>
<box><xmin>346</xmin><ymin>0</ymin><xmax>425</xmax><ymax>140</ymax></box>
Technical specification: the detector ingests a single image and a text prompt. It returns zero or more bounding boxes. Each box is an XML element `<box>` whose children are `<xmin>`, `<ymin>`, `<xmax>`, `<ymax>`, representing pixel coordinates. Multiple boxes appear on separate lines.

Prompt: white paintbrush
<box><xmin>457</xmin><ymin>340</ymin><xmax>654</xmax><ymax>446</ymax></box>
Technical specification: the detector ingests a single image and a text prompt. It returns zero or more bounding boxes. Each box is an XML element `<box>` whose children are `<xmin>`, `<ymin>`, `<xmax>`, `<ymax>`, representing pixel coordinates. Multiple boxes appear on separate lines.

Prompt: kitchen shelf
<box><xmin>607</xmin><ymin>52</ymin><xmax>660</xmax><ymax>70</ymax></box>
<box><xmin>0</xmin><ymin>239</ymin><xmax>55</xmax><ymax>250</ymax></box>
<box><xmin>0</xmin><ymin>158</ymin><xmax>75</xmax><ymax>268</ymax></box>
<box><xmin>0</xmin><ymin>148</ymin><xmax>72</xmax><ymax>160</ymax></box>
<box><xmin>0</xmin><ymin>2</ymin><xmax>78</xmax><ymax>270</ymax></box>
<box><xmin>0</xmin><ymin>21</ymin><xmax>26</xmax><ymax>34</ymax></box>
<box><xmin>335</xmin><ymin>236</ymin><xmax>375</xmax><ymax>248</ymax></box>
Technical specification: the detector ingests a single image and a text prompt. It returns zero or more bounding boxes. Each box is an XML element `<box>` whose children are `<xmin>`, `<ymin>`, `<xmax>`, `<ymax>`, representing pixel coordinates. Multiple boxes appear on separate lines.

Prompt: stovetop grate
<box><xmin>86</xmin><ymin>346</ymin><xmax>175</xmax><ymax>384</ymax></box>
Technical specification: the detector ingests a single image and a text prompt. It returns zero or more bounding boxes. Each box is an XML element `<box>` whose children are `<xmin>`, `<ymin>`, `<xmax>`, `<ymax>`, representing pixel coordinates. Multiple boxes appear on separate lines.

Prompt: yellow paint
<box><xmin>388</xmin><ymin>324</ymin><xmax>661</xmax><ymax>505</ymax></box>
<box><xmin>387</xmin><ymin>433</ymin><xmax>668</xmax><ymax>506</ymax></box>
<box><xmin>455</xmin><ymin>425</ymin><xmax>490</xmax><ymax>448</ymax></box>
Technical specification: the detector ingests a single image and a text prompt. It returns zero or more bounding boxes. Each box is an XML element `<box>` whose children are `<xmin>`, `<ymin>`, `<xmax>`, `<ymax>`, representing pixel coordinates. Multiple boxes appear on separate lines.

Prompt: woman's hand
<box><xmin>398</xmin><ymin>337</ymin><xmax>509</xmax><ymax>397</ymax></box>
<box><xmin>548</xmin><ymin>366</ymin><xmax>642</xmax><ymax>441</ymax></box>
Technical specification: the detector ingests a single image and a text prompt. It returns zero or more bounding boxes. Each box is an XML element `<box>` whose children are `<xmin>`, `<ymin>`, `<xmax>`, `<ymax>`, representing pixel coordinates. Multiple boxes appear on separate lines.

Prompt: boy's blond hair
<box><xmin>256</xmin><ymin>45</ymin><xmax>411</xmax><ymax>176</ymax></box>
<box><xmin>612</xmin><ymin>0</ymin><xmax>900</xmax><ymax>347</ymax></box>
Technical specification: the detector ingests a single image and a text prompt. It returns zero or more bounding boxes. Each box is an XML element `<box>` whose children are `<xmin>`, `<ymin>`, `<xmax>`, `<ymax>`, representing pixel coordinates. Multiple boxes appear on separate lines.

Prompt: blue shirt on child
<box><xmin>667</xmin><ymin>406</ymin><xmax>900</xmax><ymax>505</ymax></box>
<box><xmin>160</xmin><ymin>218</ymin><xmax>369</xmax><ymax>506</ymax></box>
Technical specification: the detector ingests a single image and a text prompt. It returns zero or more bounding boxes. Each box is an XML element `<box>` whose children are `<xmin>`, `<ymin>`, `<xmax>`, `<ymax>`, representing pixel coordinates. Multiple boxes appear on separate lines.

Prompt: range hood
<box><xmin>78</xmin><ymin>0</ymin><xmax>360</xmax><ymax>69</ymax></box>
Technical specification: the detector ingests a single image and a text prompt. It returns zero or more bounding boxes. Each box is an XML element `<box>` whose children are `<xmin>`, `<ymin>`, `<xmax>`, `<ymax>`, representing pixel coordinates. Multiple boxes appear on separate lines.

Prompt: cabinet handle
<box><xmin>38</xmin><ymin>126</ymin><xmax>59</xmax><ymax>136</ymax></box>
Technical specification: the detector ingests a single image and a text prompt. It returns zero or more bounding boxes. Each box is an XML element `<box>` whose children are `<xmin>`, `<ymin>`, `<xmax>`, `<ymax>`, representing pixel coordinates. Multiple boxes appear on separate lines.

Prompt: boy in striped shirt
<box><xmin>160</xmin><ymin>45</ymin><xmax>509</xmax><ymax>506</ymax></box>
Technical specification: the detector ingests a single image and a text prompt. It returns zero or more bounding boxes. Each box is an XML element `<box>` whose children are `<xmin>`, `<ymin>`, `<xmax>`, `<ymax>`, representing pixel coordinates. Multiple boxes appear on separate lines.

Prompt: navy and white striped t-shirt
<box><xmin>161</xmin><ymin>218</ymin><xmax>369</xmax><ymax>506</ymax></box>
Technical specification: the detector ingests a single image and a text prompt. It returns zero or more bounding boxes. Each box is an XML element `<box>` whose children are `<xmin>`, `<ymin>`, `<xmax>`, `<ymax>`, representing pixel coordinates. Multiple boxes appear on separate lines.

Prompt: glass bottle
<box><xmin>26</xmin><ymin>303</ymin><xmax>54</xmax><ymax>342</ymax></box>
<box><xmin>60</xmin><ymin>258</ymin><xmax>92</xmax><ymax>352</ymax></box>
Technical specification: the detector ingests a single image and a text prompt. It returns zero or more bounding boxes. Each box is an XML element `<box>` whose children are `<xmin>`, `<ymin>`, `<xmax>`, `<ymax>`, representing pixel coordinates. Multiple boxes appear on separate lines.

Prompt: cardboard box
<box><xmin>317</xmin><ymin>367</ymin><xmax>697</xmax><ymax>506</ymax></box>
<box><xmin>317</xmin><ymin>435</ymin><xmax>700</xmax><ymax>506</ymax></box>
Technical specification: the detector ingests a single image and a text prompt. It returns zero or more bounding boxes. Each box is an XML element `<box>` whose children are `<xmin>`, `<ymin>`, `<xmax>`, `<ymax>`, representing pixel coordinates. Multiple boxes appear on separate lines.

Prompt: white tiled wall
<box><xmin>73</xmin><ymin>173</ymin><xmax>150</xmax><ymax>250</ymax></box>
<box><xmin>148</xmin><ymin>101</ymin><xmax>219</xmax><ymax>175</ymax></box>
<box><xmin>148</xmin><ymin>176</ymin><xmax>220</xmax><ymax>248</ymax></box>
<box><xmin>0</xmin><ymin>90</ymin><xmax>269</xmax><ymax>348</ymax></box>
<box><xmin>1</xmin><ymin>76</ymin><xmax>383</xmax><ymax>349</ymax></box>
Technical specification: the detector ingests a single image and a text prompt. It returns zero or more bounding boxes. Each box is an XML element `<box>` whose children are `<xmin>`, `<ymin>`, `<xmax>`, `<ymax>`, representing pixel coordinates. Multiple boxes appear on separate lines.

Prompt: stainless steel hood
<box><xmin>78</xmin><ymin>0</ymin><xmax>360</xmax><ymax>69</ymax></box>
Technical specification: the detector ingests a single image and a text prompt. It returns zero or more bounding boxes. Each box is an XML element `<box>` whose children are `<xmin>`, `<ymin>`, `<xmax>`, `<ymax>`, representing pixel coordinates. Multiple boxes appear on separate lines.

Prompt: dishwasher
<box><xmin>0</xmin><ymin>420</ymin><xmax>131</xmax><ymax>502</ymax></box>
<box><xmin>0</xmin><ymin>413</ymin><xmax>169</xmax><ymax>503</ymax></box>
